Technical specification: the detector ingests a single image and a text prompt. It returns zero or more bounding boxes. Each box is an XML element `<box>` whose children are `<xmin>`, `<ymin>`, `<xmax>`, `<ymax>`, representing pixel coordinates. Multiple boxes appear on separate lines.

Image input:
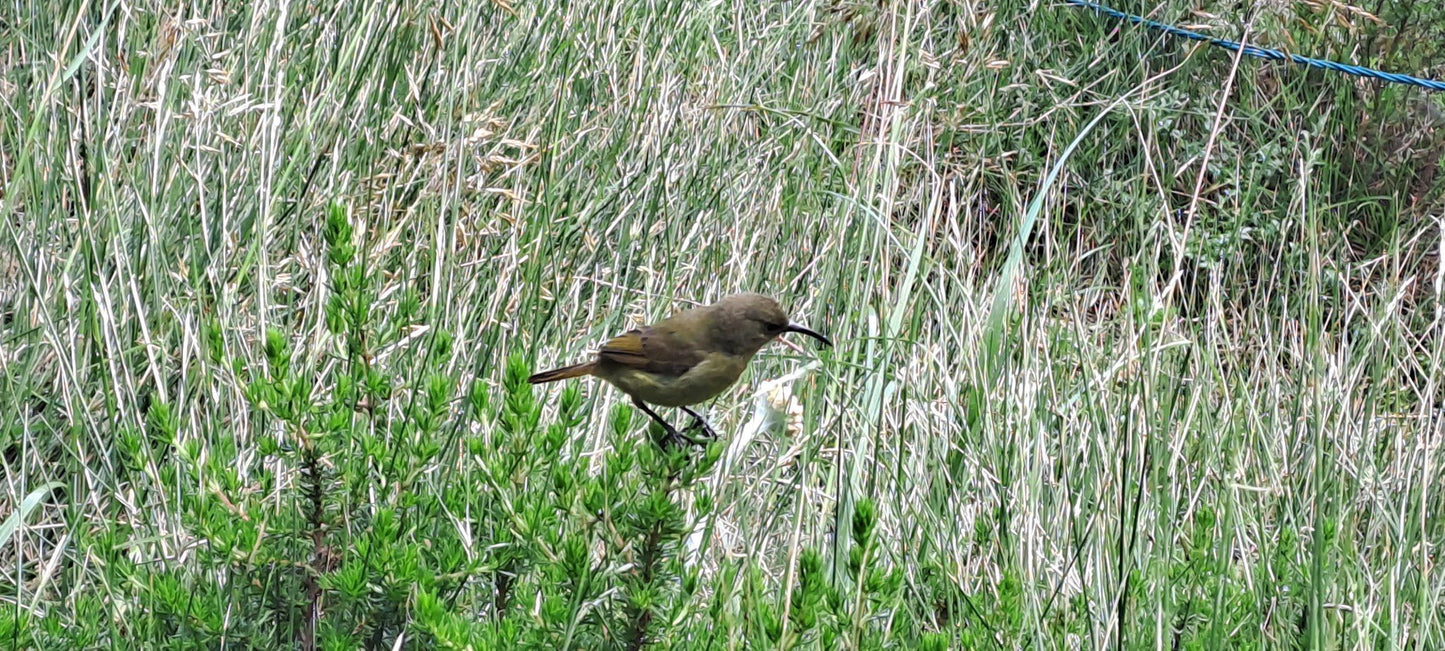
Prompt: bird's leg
<box><xmin>631</xmin><ymin>397</ymin><xmax>678</xmax><ymax>438</ymax></box>
<box><xmin>632</xmin><ymin>398</ymin><xmax>702</xmax><ymax>449</ymax></box>
<box><xmin>679</xmin><ymin>405</ymin><xmax>718</xmax><ymax>441</ymax></box>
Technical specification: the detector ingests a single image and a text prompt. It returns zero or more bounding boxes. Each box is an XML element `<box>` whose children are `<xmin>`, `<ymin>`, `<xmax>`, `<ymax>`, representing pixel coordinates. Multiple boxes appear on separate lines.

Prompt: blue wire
<box><xmin>1063</xmin><ymin>0</ymin><xmax>1445</xmax><ymax>92</ymax></box>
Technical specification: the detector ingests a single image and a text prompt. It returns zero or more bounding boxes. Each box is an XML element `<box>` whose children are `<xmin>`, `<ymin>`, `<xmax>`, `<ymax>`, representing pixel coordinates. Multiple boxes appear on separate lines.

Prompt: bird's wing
<box><xmin>598</xmin><ymin>327</ymin><xmax>701</xmax><ymax>377</ymax></box>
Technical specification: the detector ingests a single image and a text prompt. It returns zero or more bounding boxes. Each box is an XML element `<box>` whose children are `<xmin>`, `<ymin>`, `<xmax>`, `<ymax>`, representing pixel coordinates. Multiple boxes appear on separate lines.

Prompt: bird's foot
<box><xmin>665</xmin><ymin>426</ymin><xmax>709</xmax><ymax>449</ymax></box>
<box><xmin>634</xmin><ymin>399</ymin><xmax>717</xmax><ymax>451</ymax></box>
<box><xmin>680</xmin><ymin>407</ymin><xmax>718</xmax><ymax>441</ymax></box>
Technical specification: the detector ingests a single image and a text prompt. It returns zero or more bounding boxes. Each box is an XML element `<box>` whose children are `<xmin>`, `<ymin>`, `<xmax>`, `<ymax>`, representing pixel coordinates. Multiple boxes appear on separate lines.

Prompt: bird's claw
<box><xmin>635</xmin><ymin>399</ymin><xmax>716</xmax><ymax>450</ymax></box>
<box><xmin>681</xmin><ymin>408</ymin><xmax>718</xmax><ymax>441</ymax></box>
<box><xmin>684</xmin><ymin>417</ymin><xmax>715</xmax><ymax>439</ymax></box>
<box><xmin>666</xmin><ymin>426</ymin><xmax>709</xmax><ymax>449</ymax></box>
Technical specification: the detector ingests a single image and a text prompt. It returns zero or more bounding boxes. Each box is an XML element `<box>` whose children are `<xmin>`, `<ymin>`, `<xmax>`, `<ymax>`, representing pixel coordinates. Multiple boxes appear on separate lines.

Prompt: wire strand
<box><xmin>1063</xmin><ymin>0</ymin><xmax>1445</xmax><ymax>92</ymax></box>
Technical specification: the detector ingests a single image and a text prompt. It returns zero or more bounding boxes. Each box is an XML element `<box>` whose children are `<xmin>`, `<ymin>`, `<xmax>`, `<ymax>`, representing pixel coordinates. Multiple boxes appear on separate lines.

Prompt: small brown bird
<box><xmin>528</xmin><ymin>293</ymin><xmax>831</xmax><ymax>445</ymax></box>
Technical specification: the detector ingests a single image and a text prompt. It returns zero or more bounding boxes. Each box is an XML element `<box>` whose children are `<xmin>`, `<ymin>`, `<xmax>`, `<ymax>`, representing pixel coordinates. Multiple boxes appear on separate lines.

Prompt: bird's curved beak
<box><xmin>784</xmin><ymin>323</ymin><xmax>833</xmax><ymax>348</ymax></box>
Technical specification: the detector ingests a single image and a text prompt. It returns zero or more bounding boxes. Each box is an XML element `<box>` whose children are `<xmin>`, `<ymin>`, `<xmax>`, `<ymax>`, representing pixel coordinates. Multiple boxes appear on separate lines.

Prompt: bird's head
<box><xmin>716</xmin><ymin>293</ymin><xmax>832</xmax><ymax>352</ymax></box>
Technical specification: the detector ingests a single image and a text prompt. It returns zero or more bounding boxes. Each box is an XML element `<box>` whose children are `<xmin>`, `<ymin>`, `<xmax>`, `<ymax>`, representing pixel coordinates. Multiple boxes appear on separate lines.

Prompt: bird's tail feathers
<box><xmin>527</xmin><ymin>361</ymin><xmax>597</xmax><ymax>384</ymax></box>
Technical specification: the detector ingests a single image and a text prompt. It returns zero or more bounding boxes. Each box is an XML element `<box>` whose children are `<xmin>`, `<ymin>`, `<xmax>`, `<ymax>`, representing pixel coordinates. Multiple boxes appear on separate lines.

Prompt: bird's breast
<box><xmin>600</xmin><ymin>352</ymin><xmax>750</xmax><ymax>407</ymax></box>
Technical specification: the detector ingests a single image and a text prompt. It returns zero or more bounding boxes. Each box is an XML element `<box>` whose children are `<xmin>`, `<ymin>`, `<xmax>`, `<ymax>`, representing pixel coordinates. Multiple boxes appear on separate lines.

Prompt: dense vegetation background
<box><xmin>3</xmin><ymin>0</ymin><xmax>1444</xmax><ymax>648</ymax></box>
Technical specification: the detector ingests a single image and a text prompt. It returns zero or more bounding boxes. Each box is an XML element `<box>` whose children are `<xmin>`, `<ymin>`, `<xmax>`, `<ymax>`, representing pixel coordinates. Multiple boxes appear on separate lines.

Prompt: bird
<box><xmin>528</xmin><ymin>292</ymin><xmax>832</xmax><ymax>447</ymax></box>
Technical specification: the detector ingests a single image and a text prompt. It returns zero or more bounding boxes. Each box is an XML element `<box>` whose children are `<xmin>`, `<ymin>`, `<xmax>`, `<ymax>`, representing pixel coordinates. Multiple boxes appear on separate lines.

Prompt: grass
<box><xmin>2</xmin><ymin>0</ymin><xmax>1444</xmax><ymax>648</ymax></box>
